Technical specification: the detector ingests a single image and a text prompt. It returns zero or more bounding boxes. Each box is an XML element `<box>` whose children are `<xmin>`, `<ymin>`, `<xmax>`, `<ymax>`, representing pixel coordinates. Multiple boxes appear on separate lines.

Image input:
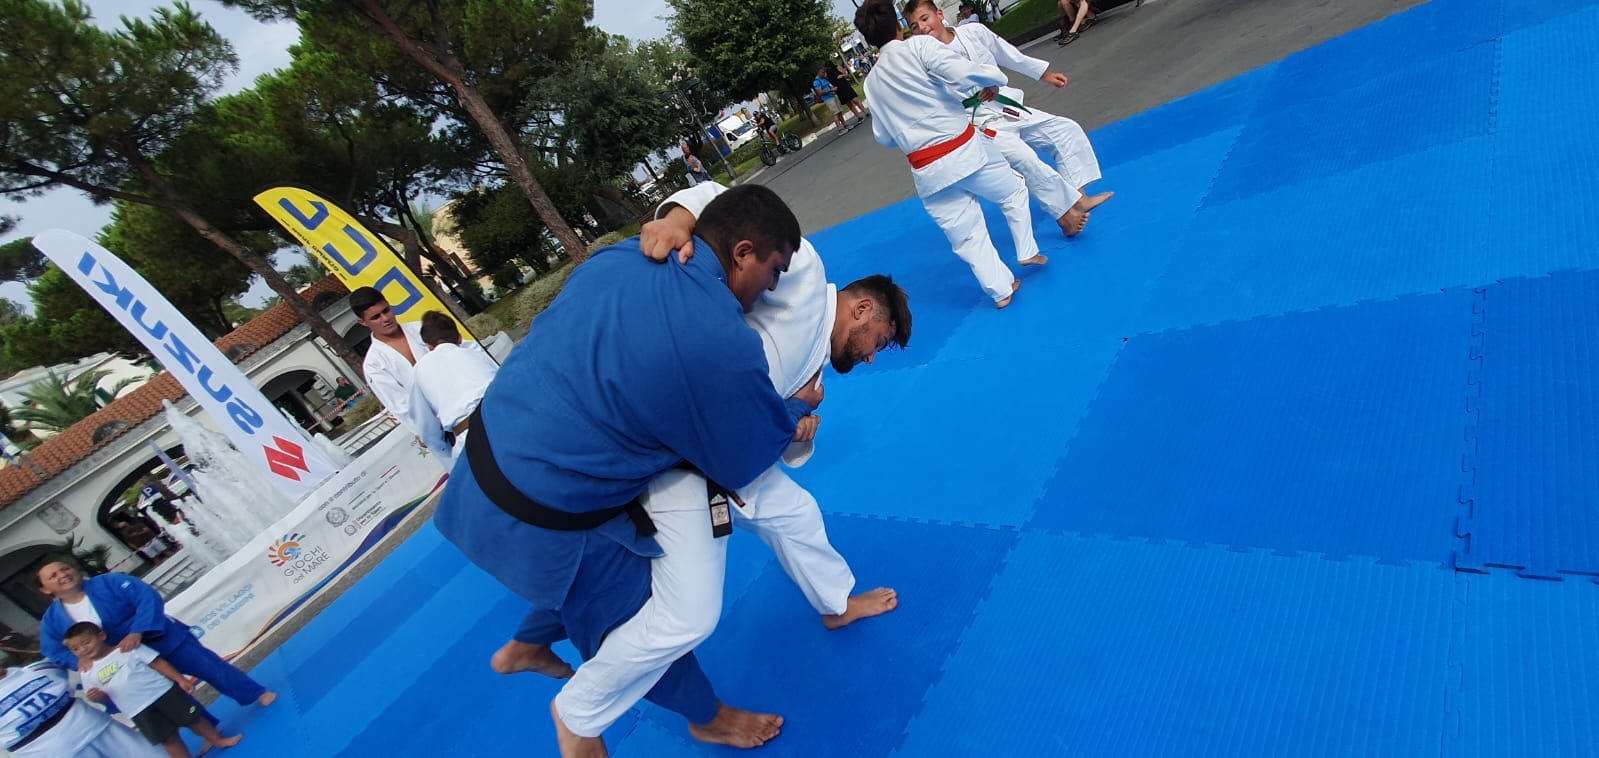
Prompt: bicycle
<box><xmin>756</xmin><ymin>129</ymin><xmax>803</xmax><ymax>166</ymax></box>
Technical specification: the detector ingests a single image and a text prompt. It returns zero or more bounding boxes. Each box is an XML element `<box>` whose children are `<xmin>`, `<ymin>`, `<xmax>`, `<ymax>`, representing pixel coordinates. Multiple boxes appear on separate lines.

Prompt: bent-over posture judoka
<box><xmin>904</xmin><ymin>0</ymin><xmax>1112</xmax><ymax>236</ymax></box>
<box><xmin>433</xmin><ymin>185</ymin><xmax>820</xmax><ymax>758</ymax></box>
<box><xmin>407</xmin><ymin>310</ymin><xmax>500</xmax><ymax>470</ymax></box>
<box><xmin>858</xmin><ymin>0</ymin><xmax>1041</xmax><ymax>308</ymax></box>
<box><xmin>545</xmin><ymin>181</ymin><xmax>914</xmax><ymax>741</ymax></box>
<box><xmin>0</xmin><ymin>661</ymin><xmax>166</xmax><ymax>757</ymax></box>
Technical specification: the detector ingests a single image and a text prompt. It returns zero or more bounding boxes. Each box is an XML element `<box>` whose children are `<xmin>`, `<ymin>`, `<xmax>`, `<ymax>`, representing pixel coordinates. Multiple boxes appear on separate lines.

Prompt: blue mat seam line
<box><xmin>1021</xmin><ymin>339</ymin><xmax>1129</xmax><ymax>532</ymax></box>
<box><xmin>811</xmin><ymin>510</ymin><xmax>1025</xmax><ymax>532</ymax></box>
<box><xmin>1455</xmin><ymin>286</ymin><xmax>1487</xmax><ymax>573</ymax></box>
<box><xmin>1130</xmin><ymin>283</ymin><xmax>1497</xmax><ymax>341</ymax></box>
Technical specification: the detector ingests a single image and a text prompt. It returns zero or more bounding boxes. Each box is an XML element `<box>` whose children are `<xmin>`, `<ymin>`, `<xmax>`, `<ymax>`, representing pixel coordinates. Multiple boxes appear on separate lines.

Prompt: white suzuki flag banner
<box><xmin>32</xmin><ymin>229</ymin><xmax>338</xmax><ymax>501</ymax></box>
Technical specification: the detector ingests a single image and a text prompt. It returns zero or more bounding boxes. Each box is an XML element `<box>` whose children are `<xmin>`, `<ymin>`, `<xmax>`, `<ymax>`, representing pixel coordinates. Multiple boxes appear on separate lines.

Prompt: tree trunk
<box><xmin>784</xmin><ymin>81</ymin><xmax>818</xmax><ymax>126</ymax></box>
<box><xmin>363</xmin><ymin>217</ymin><xmax>477</xmax><ymax>325</ymax></box>
<box><xmin>358</xmin><ymin>0</ymin><xmax>589</xmax><ymax>264</ymax></box>
<box><xmin>596</xmin><ymin>184</ymin><xmax>646</xmax><ymax>222</ymax></box>
<box><xmin>125</xmin><ymin>154</ymin><xmax>366</xmax><ymax>375</ymax></box>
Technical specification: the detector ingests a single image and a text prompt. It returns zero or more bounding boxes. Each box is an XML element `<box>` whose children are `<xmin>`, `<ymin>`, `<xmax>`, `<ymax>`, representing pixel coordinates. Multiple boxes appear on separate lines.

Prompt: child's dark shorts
<box><xmin>131</xmin><ymin>685</ymin><xmax>204</xmax><ymax>744</ymax></box>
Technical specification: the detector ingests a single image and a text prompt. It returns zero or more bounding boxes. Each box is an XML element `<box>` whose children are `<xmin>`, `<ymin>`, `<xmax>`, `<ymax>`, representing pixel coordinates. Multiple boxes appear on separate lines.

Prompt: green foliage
<box><xmin>669</xmin><ymin>0</ymin><xmax>837</xmax><ymax>110</ymax></box>
<box><xmin>1</xmin><ymin>266</ymin><xmax>141</xmax><ymax>367</ymax></box>
<box><xmin>990</xmin><ymin>0</ymin><xmax>1062</xmax><ymax>39</ymax></box>
<box><xmin>481</xmin><ymin>261</ymin><xmax>576</xmax><ymax>337</ymax></box>
<box><xmin>58</xmin><ymin>535</ymin><xmax>110</xmax><ymax>576</ymax></box>
<box><xmin>12</xmin><ymin>368</ymin><xmax>135</xmax><ymax>433</ymax></box>
<box><xmin>449</xmin><ymin>183</ymin><xmax>564</xmax><ymax>279</ymax></box>
<box><xmin>0</xmin><ymin>238</ymin><xmax>47</xmax><ymax>283</ymax></box>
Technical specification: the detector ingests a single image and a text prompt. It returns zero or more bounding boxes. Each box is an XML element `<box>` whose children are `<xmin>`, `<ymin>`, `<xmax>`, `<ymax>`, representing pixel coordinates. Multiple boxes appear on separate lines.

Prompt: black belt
<box><xmin>8</xmin><ymin>699</ymin><xmax>72</xmax><ymax>751</ymax></box>
<box><xmin>464</xmin><ymin>406</ymin><xmax>657</xmax><ymax>537</ymax></box>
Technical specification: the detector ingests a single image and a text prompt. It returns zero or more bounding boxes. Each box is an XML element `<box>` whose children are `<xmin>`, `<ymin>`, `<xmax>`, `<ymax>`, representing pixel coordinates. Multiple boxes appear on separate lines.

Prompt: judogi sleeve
<box><xmin>37</xmin><ymin>611</ymin><xmax>74</xmax><ymax>670</ymax></box>
<box><xmin>968</xmin><ymin>24</ymin><xmax>1050</xmax><ymax>80</ymax></box>
<box><xmin>108</xmin><ymin>574</ymin><xmax>168</xmax><ymax>637</ymax></box>
<box><xmin>915</xmin><ymin>34</ymin><xmax>1007</xmax><ymax>94</ymax></box>
<box><xmin>406</xmin><ymin>380</ymin><xmax>449</xmax><ymax>456</ymax></box>
<box><xmin>363</xmin><ymin>350</ymin><xmax>411</xmax><ymax>421</ymax></box>
<box><xmin>655</xmin><ymin>182</ymin><xmax>727</xmax><ymax>220</ymax></box>
<box><xmin>651</xmin><ymin>324</ymin><xmax>811</xmax><ymax>491</ymax></box>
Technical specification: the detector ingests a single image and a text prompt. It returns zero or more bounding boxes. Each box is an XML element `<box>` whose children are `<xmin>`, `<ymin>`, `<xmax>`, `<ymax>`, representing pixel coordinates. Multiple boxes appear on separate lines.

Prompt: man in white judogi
<box><xmin>531</xmin><ymin>181</ymin><xmax>911</xmax><ymax>744</ymax></box>
<box><xmin>0</xmin><ymin>661</ymin><xmax>165</xmax><ymax>757</ymax></box>
<box><xmin>406</xmin><ymin>310</ymin><xmax>501</xmax><ymax>469</ymax></box>
<box><xmin>904</xmin><ymin>0</ymin><xmax>1113</xmax><ymax>235</ymax></box>
<box><xmin>350</xmin><ymin>287</ymin><xmax>489</xmax><ymax>428</ymax></box>
<box><xmin>857</xmin><ymin>0</ymin><xmax>1042</xmax><ymax>308</ymax></box>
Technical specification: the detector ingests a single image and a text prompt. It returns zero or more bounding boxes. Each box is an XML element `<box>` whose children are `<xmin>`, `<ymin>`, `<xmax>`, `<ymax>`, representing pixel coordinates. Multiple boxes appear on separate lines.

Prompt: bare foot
<box><xmin>688</xmin><ymin>703</ymin><xmax>784</xmax><ymax>748</ymax></box>
<box><xmin>1020</xmin><ymin>254</ymin><xmax>1048</xmax><ymax>267</ymax></box>
<box><xmin>823</xmin><ymin>587</ymin><xmax>899</xmax><ymax>630</ymax></box>
<box><xmin>1057</xmin><ymin>207</ymin><xmax>1089</xmax><ymax>237</ymax></box>
<box><xmin>491</xmin><ymin>640</ymin><xmax>574</xmax><ymax>679</ymax></box>
<box><xmin>1078</xmin><ymin>190</ymin><xmax>1114</xmax><ymax>212</ymax></box>
<box><xmin>256</xmin><ymin>691</ymin><xmax>277</xmax><ymax>707</ymax></box>
<box><xmin>552</xmin><ymin>699</ymin><xmax>607</xmax><ymax>758</ymax></box>
<box><xmin>995</xmin><ymin>279</ymin><xmax>1021</xmax><ymax>309</ymax></box>
<box><xmin>212</xmin><ymin>734</ymin><xmax>243</xmax><ymax>749</ymax></box>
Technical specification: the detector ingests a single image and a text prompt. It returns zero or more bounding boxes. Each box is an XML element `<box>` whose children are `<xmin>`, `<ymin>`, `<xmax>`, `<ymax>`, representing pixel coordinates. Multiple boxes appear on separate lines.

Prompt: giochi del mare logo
<box><xmin>267</xmin><ymin>533</ymin><xmax>305</xmax><ymax>567</ymax></box>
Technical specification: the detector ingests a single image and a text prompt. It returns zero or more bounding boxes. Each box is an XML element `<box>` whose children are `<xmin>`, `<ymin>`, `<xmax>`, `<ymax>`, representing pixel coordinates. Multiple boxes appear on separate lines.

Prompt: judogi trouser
<box><xmin>989</xmin><ymin>123</ymin><xmax>1077</xmax><ymax>219</ymax></box>
<box><xmin>1018</xmin><ymin>113</ymin><xmax>1103</xmax><ymax>191</ymax></box>
<box><xmin>919</xmin><ymin>135</ymin><xmax>1041</xmax><ymax>302</ymax></box>
<box><xmin>151</xmin><ymin>628</ymin><xmax>265</xmax><ymax>706</ymax></box>
<box><xmin>554</xmin><ymin>465</ymin><xmax>855</xmax><ymax>737</ymax></box>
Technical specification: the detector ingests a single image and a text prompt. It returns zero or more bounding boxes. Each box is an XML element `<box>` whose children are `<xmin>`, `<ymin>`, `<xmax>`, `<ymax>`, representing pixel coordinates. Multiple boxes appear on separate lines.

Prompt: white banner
<box><xmin>31</xmin><ymin>229</ymin><xmax>338</xmax><ymax>501</ymax></box>
<box><xmin>166</xmin><ymin>430</ymin><xmax>447</xmax><ymax>658</ymax></box>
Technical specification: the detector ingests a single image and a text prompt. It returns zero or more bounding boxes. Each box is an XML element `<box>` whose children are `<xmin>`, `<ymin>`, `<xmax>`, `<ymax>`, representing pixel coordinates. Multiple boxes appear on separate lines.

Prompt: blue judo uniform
<box><xmin>435</xmin><ymin>236</ymin><xmax>808</xmax><ymax>724</ymax></box>
<box><xmin>39</xmin><ymin>573</ymin><xmax>265</xmax><ymax>706</ymax></box>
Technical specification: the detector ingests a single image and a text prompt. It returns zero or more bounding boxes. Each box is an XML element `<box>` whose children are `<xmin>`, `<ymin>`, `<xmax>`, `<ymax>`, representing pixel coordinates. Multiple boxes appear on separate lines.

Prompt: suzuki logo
<box><xmin>263</xmin><ymin>436</ymin><xmax>310</xmax><ymax>480</ymax></box>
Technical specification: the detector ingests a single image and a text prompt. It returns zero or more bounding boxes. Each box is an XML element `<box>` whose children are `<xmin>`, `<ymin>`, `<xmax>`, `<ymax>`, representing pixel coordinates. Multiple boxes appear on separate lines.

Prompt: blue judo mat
<box><xmin>190</xmin><ymin>0</ymin><xmax>1599</xmax><ymax>753</ymax></box>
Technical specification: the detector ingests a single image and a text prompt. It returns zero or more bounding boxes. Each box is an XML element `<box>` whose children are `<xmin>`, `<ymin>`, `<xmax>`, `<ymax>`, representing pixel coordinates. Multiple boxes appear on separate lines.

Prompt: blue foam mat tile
<box><xmin>1138</xmin><ymin>136</ymin><xmax>1492</xmax><ymax>333</ymax></box>
<box><xmin>1494</xmin><ymin>5</ymin><xmax>1599</xmax><ymax>128</ymax></box>
<box><xmin>1502</xmin><ymin>0</ymin><xmax>1599</xmax><ymax>32</ymax></box>
<box><xmin>1456</xmin><ymin>271</ymin><xmax>1599</xmax><ymax>577</ymax></box>
<box><xmin>1204</xmin><ymin>42</ymin><xmax>1497</xmax><ymax>207</ymax></box>
<box><xmin>1447</xmin><ymin>571</ymin><xmax>1599</xmax><ymax>758</ymax></box>
<box><xmin>895</xmin><ymin>532</ymin><xmax>1453</xmax><ymax>757</ymax></box>
<box><xmin>632</xmin><ymin>515</ymin><xmax>1017</xmax><ymax>757</ymax></box>
<box><xmin>1035</xmin><ymin>290</ymin><xmax>1475</xmax><ymax>565</ymax></box>
<box><xmin>611</xmin><ymin>715</ymin><xmax>707</xmax><ymax>757</ymax></box>
<box><xmin>794</xmin><ymin>344</ymin><xmax>1120</xmax><ymax>527</ymax></box>
<box><xmin>1088</xmin><ymin>63</ymin><xmax>1276</xmax><ymax>167</ymax></box>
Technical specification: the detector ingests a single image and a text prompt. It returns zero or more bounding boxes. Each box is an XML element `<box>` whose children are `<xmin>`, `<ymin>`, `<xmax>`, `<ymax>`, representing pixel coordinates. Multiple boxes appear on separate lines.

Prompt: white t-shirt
<box><xmin>83</xmin><ymin>646</ymin><xmax>175</xmax><ymax>715</ymax></box>
<box><xmin>62</xmin><ymin>597</ymin><xmax>100</xmax><ymax>626</ymax></box>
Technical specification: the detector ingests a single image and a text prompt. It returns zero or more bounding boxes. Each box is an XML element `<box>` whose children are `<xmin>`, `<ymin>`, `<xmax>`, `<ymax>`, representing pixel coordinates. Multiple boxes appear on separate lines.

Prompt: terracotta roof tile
<box><xmin>0</xmin><ymin>277</ymin><xmax>350</xmax><ymax>511</ymax></box>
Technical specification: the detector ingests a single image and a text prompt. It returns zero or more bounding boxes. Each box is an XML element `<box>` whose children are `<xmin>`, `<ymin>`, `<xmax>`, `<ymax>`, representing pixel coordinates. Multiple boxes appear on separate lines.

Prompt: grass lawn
<box><xmin>471</xmin><ymin>262</ymin><xmax>576</xmax><ymax>339</ymax></box>
<box><xmin>991</xmin><ymin>0</ymin><xmax>1059</xmax><ymax>39</ymax></box>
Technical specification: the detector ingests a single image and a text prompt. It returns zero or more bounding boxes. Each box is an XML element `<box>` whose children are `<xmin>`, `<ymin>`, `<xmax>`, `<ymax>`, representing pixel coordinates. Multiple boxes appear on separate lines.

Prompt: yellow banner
<box><xmin>253</xmin><ymin>185</ymin><xmax>471</xmax><ymax>335</ymax></box>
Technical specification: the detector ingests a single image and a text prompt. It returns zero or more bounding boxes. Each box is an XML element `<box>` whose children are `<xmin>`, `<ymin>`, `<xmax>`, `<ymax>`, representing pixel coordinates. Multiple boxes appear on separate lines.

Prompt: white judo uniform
<box><xmin>362</xmin><ymin>321</ymin><xmax>429</xmax><ymax>423</ymax></box>
<box><xmin>406</xmin><ymin>341</ymin><xmax>501</xmax><ymax>470</ymax></box>
<box><xmin>866</xmin><ymin>34</ymin><xmax>1040</xmax><ymax>303</ymax></box>
<box><xmin>0</xmin><ymin>663</ymin><xmax>164</xmax><ymax>758</ymax></box>
<box><xmin>554</xmin><ymin>182</ymin><xmax>858</xmax><ymax>737</ymax></box>
<box><xmin>948</xmin><ymin>23</ymin><xmax>1102</xmax><ymax>195</ymax></box>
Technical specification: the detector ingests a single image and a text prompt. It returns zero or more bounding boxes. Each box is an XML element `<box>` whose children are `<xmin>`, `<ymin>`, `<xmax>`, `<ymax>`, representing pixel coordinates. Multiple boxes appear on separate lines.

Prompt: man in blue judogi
<box><xmin>433</xmin><ymin>185</ymin><xmax>821</xmax><ymax>757</ymax></box>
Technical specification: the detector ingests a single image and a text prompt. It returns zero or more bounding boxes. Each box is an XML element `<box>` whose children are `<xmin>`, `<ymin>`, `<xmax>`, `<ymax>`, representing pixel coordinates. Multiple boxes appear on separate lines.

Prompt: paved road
<box><xmin>750</xmin><ymin>0</ymin><xmax>1427</xmax><ymax>232</ymax></box>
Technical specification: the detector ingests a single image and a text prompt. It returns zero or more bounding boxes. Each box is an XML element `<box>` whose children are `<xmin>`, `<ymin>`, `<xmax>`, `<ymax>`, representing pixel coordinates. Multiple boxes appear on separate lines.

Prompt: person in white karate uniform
<box><xmin>0</xmin><ymin>661</ymin><xmax>165</xmax><ymax>758</ymax></box>
<box><xmin>406</xmin><ymin>310</ymin><xmax>501</xmax><ymax>470</ymax></box>
<box><xmin>535</xmin><ymin>181</ymin><xmax>912</xmax><ymax>746</ymax></box>
<box><xmin>856</xmin><ymin>0</ymin><xmax>1043</xmax><ymax>308</ymax></box>
<box><xmin>904</xmin><ymin>0</ymin><xmax>1114</xmax><ymax>237</ymax></box>
<box><xmin>350</xmin><ymin>287</ymin><xmax>489</xmax><ymax>429</ymax></box>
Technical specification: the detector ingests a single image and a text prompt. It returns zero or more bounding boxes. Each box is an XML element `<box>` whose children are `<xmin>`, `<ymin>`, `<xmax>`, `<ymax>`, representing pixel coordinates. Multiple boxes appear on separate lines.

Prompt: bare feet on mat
<box><xmin>689</xmin><ymin>703</ymin><xmax>784</xmax><ymax>748</ymax></box>
<box><xmin>256</xmin><ymin>691</ymin><xmax>277</xmax><ymax>707</ymax></box>
<box><xmin>553</xmin><ymin>700</ymin><xmax>608</xmax><ymax>758</ymax></box>
<box><xmin>492</xmin><ymin>640</ymin><xmax>574</xmax><ymax>679</ymax></box>
<box><xmin>996</xmin><ymin>279</ymin><xmax>1021</xmax><ymax>309</ymax></box>
<box><xmin>1058</xmin><ymin>207</ymin><xmax>1089</xmax><ymax>237</ymax></box>
<box><xmin>213</xmin><ymin>734</ymin><xmax>243</xmax><ymax>749</ymax></box>
<box><xmin>1078</xmin><ymin>191</ymin><xmax>1114</xmax><ymax>212</ymax></box>
<box><xmin>823</xmin><ymin>587</ymin><xmax>899</xmax><ymax>630</ymax></box>
<box><xmin>1020</xmin><ymin>254</ymin><xmax>1048</xmax><ymax>267</ymax></box>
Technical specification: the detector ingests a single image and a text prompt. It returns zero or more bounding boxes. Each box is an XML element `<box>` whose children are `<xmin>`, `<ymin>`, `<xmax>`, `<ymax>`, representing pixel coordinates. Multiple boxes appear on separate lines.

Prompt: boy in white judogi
<box><xmin>857</xmin><ymin>0</ymin><xmax>1043</xmax><ymax>308</ymax></box>
<box><xmin>406</xmin><ymin>310</ymin><xmax>501</xmax><ymax>469</ymax></box>
<box><xmin>904</xmin><ymin>0</ymin><xmax>1112</xmax><ymax>235</ymax></box>
<box><xmin>541</xmin><ymin>182</ymin><xmax>910</xmax><ymax>742</ymax></box>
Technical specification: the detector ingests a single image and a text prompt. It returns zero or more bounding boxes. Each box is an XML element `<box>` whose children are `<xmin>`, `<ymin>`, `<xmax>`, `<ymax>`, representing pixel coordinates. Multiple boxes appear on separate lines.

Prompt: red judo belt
<box><xmin>908</xmin><ymin>124</ymin><xmax>985</xmax><ymax>169</ymax></box>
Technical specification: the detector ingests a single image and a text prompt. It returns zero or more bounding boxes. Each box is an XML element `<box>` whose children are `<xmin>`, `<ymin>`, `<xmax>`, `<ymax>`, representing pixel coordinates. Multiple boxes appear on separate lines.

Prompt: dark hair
<box><xmin>902</xmin><ymin>0</ymin><xmax>938</xmax><ymax>15</ymax></box>
<box><xmin>63</xmin><ymin>621</ymin><xmax>103</xmax><ymax>642</ymax></box>
<box><xmin>696</xmin><ymin>185</ymin><xmax>801</xmax><ymax>266</ymax></box>
<box><xmin>856</xmin><ymin>0</ymin><xmax>903</xmax><ymax>48</ymax></box>
<box><xmin>842</xmin><ymin>274</ymin><xmax>913</xmax><ymax>348</ymax></box>
<box><xmin>348</xmin><ymin>287</ymin><xmax>386</xmax><ymax>319</ymax></box>
<box><xmin>959</xmin><ymin>1</ymin><xmax>976</xmax><ymax>11</ymax></box>
<box><xmin>418</xmin><ymin>310</ymin><xmax>460</xmax><ymax>347</ymax></box>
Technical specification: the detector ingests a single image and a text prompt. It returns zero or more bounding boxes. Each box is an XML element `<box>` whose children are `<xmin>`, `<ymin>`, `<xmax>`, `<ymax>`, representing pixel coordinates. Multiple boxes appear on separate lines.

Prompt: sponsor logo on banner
<box><xmin>30</xmin><ymin>230</ymin><xmax>337</xmax><ymax>502</ymax></box>
<box><xmin>325</xmin><ymin>507</ymin><xmax>348</xmax><ymax>526</ymax></box>
<box><xmin>268</xmin><ymin>532</ymin><xmax>332</xmax><ymax>584</ymax></box>
<box><xmin>252</xmin><ymin>186</ymin><xmax>474</xmax><ymax>337</ymax></box>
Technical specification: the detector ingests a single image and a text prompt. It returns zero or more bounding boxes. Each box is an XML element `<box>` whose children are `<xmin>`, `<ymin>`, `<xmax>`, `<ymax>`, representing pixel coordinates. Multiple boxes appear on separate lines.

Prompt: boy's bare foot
<box><xmin>996</xmin><ymin>279</ymin><xmax>1021</xmax><ymax>309</ymax></box>
<box><xmin>1020</xmin><ymin>254</ymin><xmax>1048</xmax><ymax>267</ymax></box>
<box><xmin>552</xmin><ymin>700</ymin><xmax>607</xmax><ymax>758</ymax></box>
<box><xmin>213</xmin><ymin>734</ymin><xmax>243</xmax><ymax>749</ymax></box>
<box><xmin>492</xmin><ymin>640</ymin><xmax>574</xmax><ymax>679</ymax></box>
<box><xmin>823</xmin><ymin>588</ymin><xmax>899</xmax><ymax>630</ymax></box>
<box><xmin>256</xmin><ymin>691</ymin><xmax>277</xmax><ymax>707</ymax></box>
<box><xmin>688</xmin><ymin>703</ymin><xmax>784</xmax><ymax>748</ymax></box>
<box><xmin>1078</xmin><ymin>191</ymin><xmax>1114</xmax><ymax>212</ymax></box>
<box><xmin>1057</xmin><ymin>207</ymin><xmax>1089</xmax><ymax>236</ymax></box>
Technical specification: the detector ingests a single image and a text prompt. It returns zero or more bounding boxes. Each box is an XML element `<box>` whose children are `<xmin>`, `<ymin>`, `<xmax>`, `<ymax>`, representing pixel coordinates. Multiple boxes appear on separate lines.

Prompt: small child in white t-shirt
<box><xmin>64</xmin><ymin>622</ymin><xmax>243</xmax><ymax>757</ymax></box>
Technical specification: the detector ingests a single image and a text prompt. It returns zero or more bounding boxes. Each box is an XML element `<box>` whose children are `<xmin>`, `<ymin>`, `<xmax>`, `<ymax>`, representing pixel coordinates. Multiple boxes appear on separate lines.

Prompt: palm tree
<box><xmin>13</xmin><ymin>369</ymin><xmax>140</xmax><ymax>434</ymax></box>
